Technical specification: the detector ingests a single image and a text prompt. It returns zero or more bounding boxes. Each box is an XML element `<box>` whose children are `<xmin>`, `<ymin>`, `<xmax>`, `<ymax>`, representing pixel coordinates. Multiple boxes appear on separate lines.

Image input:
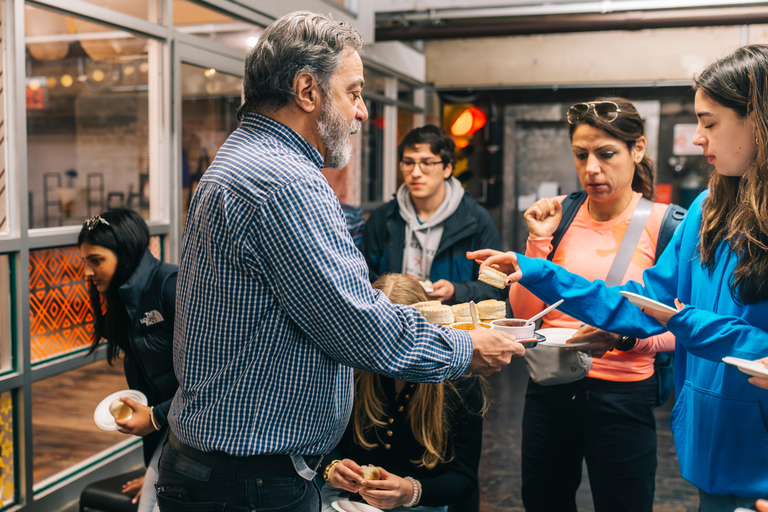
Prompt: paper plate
<box><xmin>331</xmin><ymin>501</ymin><xmax>383</xmax><ymax>512</ymax></box>
<box><xmin>723</xmin><ymin>357</ymin><xmax>768</xmax><ymax>379</ymax></box>
<box><xmin>536</xmin><ymin>328</ymin><xmax>590</xmax><ymax>348</ymax></box>
<box><xmin>620</xmin><ymin>291</ymin><xmax>678</xmax><ymax>315</ymax></box>
<box><xmin>93</xmin><ymin>389</ymin><xmax>148</xmax><ymax>431</ymax></box>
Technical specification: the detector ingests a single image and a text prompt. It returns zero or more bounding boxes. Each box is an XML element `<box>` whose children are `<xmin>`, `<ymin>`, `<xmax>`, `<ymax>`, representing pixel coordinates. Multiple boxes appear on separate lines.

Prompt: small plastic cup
<box><xmin>490</xmin><ymin>318</ymin><xmax>536</xmax><ymax>340</ymax></box>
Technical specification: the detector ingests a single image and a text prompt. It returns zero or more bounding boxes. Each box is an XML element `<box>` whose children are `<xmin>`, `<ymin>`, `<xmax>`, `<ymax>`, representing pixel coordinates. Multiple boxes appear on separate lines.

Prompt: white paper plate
<box><xmin>620</xmin><ymin>291</ymin><xmax>678</xmax><ymax>315</ymax></box>
<box><xmin>536</xmin><ymin>328</ymin><xmax>590</xmax><ymax>348</ymax></box>
<box><xmin>93</xmin><ymin>389</ymin><xmax>148</xmax><ymax>431</ymax></box>
<box><xmin>722</xmin><ymin>357</ymin><xmax>768</xmax><ymax>379</ymax></box>
<box><xmin>331</xmin><ymin>501</ymin><xmax>383</xmax><ymax>512</ymax></box>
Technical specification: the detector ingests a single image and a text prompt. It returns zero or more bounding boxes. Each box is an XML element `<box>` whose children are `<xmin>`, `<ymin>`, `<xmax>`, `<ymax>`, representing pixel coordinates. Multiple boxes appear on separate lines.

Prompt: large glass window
<box><xmin>32</xmin><ymin>359</ymin><xmax>132</xmax><ymax>487</ymax></box>
<box><xmin>25</xmin><ymin>4</ymin><xmax>154</xmax><ymax>228</ymax></box>
<box><xmin>181</xmin><ymin>63</ymin><xmax>241</xmax><ymax>228</ymax></box>
<box><xmin>173</xmin><ymin>1</ymin><xmax>263</xmax><ymax>54</ymax></box>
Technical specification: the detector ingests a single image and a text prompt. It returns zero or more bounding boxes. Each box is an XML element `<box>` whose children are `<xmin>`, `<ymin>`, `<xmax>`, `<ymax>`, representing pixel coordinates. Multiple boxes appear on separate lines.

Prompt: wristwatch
<box><xmin>616</xmin><ymin>335</ymin><xmax>637</xmax><ymax>352</ymax></box>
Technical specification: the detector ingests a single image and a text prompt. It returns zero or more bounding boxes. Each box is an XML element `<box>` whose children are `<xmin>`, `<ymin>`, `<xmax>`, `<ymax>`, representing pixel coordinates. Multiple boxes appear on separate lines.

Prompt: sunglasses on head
<box><xmin>566</xmin><ymin>101</ymin><xmax>621</xmax><ymax>124</ymax></box>
<box><xmin>84</xmin><ymin>215</ymin><xmax>110</xmax><ymax>230</ymax></box>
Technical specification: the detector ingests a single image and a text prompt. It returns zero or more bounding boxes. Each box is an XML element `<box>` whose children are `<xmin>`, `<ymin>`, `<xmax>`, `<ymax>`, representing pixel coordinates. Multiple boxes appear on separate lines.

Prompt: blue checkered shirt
<box><xmin>169</xmin><ymin>114</ymin><xmax>472</xmax><ymax>457</ymax></box>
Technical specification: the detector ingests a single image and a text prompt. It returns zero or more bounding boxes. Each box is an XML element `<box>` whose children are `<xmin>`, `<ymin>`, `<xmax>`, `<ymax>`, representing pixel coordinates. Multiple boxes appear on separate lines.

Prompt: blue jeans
<box><xmin>156</xmin><ymin>441</ymin><xmax>321</xmax><ymax>511</ymax></box>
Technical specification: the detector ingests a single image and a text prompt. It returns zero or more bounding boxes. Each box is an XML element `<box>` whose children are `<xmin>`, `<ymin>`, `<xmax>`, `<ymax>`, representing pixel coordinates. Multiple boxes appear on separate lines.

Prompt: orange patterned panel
<box><xmin>0</xmin><ymin>392</ymin><xmax>13</xmax><ymax>505</ymax></box>
<box><xmin>29</xmin><ymin>246</ymin><xmax>93</xmax><ymax>363</ymax></box>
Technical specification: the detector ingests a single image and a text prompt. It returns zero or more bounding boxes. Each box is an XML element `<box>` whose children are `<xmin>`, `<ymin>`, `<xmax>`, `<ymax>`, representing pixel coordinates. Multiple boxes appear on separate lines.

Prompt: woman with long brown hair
<box><xmin>470</xmin><ymin>44</ymin><xmax>768</xmax><ymax>512</ymax></box>
<box><xmin>320</xmin><ymin>273</ymin><xmax>486</xmax><ymax>511</ymax></box>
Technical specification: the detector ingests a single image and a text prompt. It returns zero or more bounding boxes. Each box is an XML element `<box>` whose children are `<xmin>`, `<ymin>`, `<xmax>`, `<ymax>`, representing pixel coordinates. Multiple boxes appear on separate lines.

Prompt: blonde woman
<box><xmin>321</xmin><ymin>274</ymin><xmax>486</xmax><ymax>511</ymax></box>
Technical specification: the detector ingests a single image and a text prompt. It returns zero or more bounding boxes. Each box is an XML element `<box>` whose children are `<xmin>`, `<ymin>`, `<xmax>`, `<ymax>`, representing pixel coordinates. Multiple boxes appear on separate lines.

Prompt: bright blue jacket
<box><xmin>515</xmin><ymin>191</ymin><xmax>768</xmax><ymax>497</ymax></box>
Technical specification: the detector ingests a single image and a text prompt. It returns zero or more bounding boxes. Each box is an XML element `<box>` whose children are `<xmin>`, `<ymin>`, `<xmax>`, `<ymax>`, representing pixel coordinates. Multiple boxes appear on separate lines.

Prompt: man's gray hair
<box><xmin>237</xmin><ymin>11</ymin><xmax>364</xmax><ymax>120</ymax></box>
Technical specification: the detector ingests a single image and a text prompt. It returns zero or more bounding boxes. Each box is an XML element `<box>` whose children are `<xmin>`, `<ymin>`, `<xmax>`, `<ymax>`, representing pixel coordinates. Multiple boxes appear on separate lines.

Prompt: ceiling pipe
<box><xmin>376</xmin><ymin>6</ymin><xmax>768</xmax><ymax>41</ymax></box>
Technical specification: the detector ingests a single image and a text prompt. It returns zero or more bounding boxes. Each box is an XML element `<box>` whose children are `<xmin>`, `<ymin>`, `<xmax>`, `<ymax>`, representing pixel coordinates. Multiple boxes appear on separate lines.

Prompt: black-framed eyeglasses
<box><xmin>399</xmin><ymin>160</ymin><xmax>446</xmax><ymax>174</ymax></box>
<box><xmin>566</xmin><ymin>101</ymin><xmax>621</xmax><ymax>124</ymax></box>
<box><xmin>84</xmin><ymin>215</ymin><xmax>110</xmax><ymax>230</ymax></box>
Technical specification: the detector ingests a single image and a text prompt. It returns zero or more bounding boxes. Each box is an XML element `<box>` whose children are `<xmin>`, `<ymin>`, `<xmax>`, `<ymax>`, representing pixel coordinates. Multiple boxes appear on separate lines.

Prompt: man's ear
<box><xmin>293</xmin><ymin>72</ymin><xmax>319</xmax><ymax>114</ymax></box>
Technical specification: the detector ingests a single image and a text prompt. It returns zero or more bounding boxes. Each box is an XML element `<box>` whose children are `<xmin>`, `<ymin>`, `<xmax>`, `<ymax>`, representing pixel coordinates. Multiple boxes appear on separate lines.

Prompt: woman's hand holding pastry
<box><xmin>467</xmin><ymin>250</ymin><xmax>523</xmax><ymax>285</ymax></box>
<box><xmin>358</xmin><ymin>467</ymin><xmax>414</xmax><ymax>509</ymax></box>
<box><xmin>327</xmin><ymin>459</ymin><xmax>364</xmax><ymax>493</ymax></box>
<box><xmin>524</xmin><ymin>198</ymin><xmax>562</xmax><ymax>238</ymax></box>
<box><xmin>114</xmin><ymin>398</ymin><xmax>155</xmax><ymax>437</ymax></box>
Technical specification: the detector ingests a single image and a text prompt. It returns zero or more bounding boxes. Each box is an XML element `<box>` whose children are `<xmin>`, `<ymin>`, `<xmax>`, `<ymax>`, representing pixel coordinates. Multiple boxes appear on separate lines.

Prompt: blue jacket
<box><xmin>362</xmin><ymin>192</ymin><xmax>505</xmax><ymax>304</ymax></box>
<box><xmin>515</xmin><ymin>191</ymin><xmax>768</xmax><ymax>497</ymax></box>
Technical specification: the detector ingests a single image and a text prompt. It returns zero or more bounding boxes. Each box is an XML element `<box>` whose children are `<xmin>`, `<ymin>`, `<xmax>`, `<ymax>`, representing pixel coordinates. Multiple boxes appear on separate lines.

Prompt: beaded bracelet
<box><xmin>404</xmin><ymin>476</ymin><xmax>422</xmax><ymax>507</ymax></box>
<box><xmin>149</xmin><ymin>406</ymin><xmax>161</xmax><ymax>431</ymax></box>
<box><xmin>323</xmin><ymin>460</ymin><xmax>342</xmax><ymax>485</ymax></box>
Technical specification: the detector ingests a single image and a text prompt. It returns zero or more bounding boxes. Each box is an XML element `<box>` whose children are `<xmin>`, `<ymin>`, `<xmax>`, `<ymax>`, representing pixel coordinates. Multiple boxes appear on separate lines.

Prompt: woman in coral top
<box><xmin>508</xmin><ymin>97</ymin><xmax>675</xmax><ymax>512</ymax></box>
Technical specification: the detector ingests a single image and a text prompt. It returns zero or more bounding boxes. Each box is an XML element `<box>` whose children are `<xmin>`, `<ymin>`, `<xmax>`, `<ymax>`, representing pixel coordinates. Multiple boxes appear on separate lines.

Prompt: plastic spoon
<box><xmin>524</xmin><ymin>299</ymin><xmax>565</xmax><ymax>326</ymax></box>
<box><xmin>469</xmin><ymin>300</ymin><xmax>480</xmax><ymax>330</ymax></box>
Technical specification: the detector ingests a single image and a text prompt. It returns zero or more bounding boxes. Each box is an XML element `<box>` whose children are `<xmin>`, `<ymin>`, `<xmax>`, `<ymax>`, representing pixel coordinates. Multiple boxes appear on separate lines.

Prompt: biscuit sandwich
<box><xmin>478</xmin><ymin>267</ymin><xmax>508</xmax><ymax>289</ymax></box>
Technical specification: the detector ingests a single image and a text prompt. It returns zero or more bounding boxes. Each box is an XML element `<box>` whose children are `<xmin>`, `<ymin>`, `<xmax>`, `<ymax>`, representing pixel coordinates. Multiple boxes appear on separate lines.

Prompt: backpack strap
<box><xmin>547</xmin><ymin>190</ymin><xmax>588</xmax><ymax>261</ymax></box>
<box><xmin>604</xmin><ymin>198</ymin><xmax>653</xmax><ymax>286</ymax></box>
<box><xmin>656</xmin><ymin>203</ymin><xmax>687</xmax><ymax>260</ymax></box>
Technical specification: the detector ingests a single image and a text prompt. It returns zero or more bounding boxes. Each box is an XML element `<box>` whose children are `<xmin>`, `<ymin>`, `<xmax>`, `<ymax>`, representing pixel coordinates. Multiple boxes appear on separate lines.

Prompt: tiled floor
<box><xmin>478</xmin><ymin>356</ymin><xmax>700</xmax><ymax>512</ymax></box>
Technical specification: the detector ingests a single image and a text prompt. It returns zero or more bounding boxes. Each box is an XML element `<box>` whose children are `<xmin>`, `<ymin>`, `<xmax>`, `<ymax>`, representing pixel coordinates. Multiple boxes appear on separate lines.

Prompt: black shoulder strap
<box><xmin>655</xmin><ymin>203</ymin><xmax>687</xmax><ymax>260</ymax></box>
<box><xmin>547</xmin><ymin>190</ymin><xmax>588</xmax><ymax>261</ymax></box>
<box><xmin>151</xmin><ymin>263</ymin><xmax>178</xmax><ymax>325</ymax></box>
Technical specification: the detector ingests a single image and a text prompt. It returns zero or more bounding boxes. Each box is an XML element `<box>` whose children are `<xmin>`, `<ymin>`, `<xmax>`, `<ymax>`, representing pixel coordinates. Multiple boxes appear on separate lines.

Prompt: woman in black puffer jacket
<box><xmin>79</xmin><ymin>208</ymin><xmax>178</xmax><ymax>512</ymax></box>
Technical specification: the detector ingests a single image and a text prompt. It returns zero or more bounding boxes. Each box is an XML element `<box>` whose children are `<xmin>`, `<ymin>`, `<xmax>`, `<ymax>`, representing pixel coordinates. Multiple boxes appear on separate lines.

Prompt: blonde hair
<box><xmin>352</xmin><ymin>274</ymin><xmax>487</xmax><ymax>469</ymax></box>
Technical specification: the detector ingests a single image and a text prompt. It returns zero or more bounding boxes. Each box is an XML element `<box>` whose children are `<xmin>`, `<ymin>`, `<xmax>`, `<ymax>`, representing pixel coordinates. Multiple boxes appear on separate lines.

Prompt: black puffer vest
<box><xmin>118</xmin><ymin>249</ymin><xmax>178</xmax><ymax>464</ymax></box>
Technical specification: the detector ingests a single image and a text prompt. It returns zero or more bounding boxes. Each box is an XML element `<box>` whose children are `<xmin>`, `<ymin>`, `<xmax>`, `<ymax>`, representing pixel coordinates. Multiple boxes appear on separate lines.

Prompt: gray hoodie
<box><xmin>397</xmin><ymin>176</ymin><xmax>465</xmax><ymax>280</ymax></box>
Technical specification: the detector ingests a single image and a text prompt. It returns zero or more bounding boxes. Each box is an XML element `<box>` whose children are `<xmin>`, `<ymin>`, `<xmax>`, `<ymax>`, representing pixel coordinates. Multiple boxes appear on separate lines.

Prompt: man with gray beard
<box><xmin>157</xmin><ymin>11</ymin><xmax>524</xmax><ymax>512</ymax></box>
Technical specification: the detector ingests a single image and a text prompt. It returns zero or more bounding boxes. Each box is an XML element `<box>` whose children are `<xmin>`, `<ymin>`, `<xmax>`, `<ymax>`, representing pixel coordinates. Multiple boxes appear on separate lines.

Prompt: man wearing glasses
<box><xmin>362</xmin><ymin>125</ymin><xmax>504</xmax><ymax>304</ymax></box>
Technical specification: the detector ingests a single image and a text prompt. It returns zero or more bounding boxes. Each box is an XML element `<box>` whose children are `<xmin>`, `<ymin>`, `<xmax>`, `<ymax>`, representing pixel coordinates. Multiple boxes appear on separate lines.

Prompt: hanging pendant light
<box><xmin>25</xmin><ymin>5</ymin><xmax>69</xmax><ymax>61</ymax></box>
<box><xmin>71</xmin><ymin>0</ymin><xmax>148</xmax><ymax>62</ymax></box>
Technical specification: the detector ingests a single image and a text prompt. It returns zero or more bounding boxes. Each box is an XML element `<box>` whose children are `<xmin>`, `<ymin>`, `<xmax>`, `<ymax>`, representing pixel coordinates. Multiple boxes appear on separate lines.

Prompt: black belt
<box><xmin>168</xmin><ymin>431</ymin><xmax>322</xmax><ymax>478</ymax></box>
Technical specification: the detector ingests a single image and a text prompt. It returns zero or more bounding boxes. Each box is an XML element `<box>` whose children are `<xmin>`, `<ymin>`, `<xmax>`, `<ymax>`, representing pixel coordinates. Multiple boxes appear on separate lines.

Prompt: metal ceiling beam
<box><xmin>376</xmin><ymin>6</ymin><xmax>768</xmax><ymax>41</ymax></box>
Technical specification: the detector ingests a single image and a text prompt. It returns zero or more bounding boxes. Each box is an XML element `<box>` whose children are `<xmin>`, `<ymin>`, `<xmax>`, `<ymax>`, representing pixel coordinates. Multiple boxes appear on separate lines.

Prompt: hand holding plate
<box><xmin>641</xmin><ymin>298</ymin><xmax>685</xmax><ymax>327</ymax></box>
<box><xmin>564</xmin><ymin>325</ymin><xmax>622</xmax><ymax>358</ymax></box>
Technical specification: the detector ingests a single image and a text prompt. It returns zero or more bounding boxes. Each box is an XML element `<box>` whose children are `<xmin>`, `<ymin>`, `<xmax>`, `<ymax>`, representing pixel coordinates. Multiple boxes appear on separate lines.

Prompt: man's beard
<box><xmin>318</xmin><ymin>96</ymin><xmax>361</xmax><ymax>169</ymax></box>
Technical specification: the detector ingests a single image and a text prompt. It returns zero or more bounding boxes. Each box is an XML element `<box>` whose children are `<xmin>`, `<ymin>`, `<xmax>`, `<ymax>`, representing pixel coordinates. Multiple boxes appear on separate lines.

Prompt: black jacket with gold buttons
<box><xmin>325</xmin><ymin>375</ymin><xmax>484</xmax><ymax>507</ymax></box>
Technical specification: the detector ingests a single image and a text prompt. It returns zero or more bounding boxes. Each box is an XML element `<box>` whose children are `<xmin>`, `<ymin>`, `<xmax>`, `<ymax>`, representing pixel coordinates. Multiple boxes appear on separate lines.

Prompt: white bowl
<box><xmin>490</xmin><ymin>318</ymin><xmax>536</xmax><ymax>340</ymax></box>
